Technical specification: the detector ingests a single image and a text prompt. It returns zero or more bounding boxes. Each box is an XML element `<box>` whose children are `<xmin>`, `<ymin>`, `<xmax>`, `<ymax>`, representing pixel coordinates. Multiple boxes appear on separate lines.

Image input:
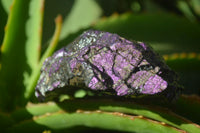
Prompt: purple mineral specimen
<box><xmin>35</xmin><ymin>30</ymin><xmax>181</xmax><ymax>101</ymax></box>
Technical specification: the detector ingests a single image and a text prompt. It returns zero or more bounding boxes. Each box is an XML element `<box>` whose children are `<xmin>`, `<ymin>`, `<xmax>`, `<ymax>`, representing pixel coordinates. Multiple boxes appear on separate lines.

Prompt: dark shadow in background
<box><xmin>0</xmin><ymin>2</ymin><xmax>7</xmax><ymax>47</ymax></box>
<box><xmin>41</xmin><ymin>0</ymin><xmax>75</xmax><ymax>50</ymax></box>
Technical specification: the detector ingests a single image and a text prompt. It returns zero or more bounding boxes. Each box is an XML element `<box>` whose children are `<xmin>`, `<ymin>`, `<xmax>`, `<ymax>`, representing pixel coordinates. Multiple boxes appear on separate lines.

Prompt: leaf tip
<box><xmin>55</xmin><ymin>14</ymin><xmax>63</xmax><ymax>24</ymax></box>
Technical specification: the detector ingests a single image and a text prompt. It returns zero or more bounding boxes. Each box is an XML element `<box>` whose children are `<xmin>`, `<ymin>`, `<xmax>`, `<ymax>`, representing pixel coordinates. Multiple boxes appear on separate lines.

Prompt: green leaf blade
<box><xmin>0</xmin><ymin>0</ymin><xmax>31</xmax><ymax>111</ymax></box>
<box><xmin>11</xmin><ymin>110</ymin><xmax>184</xmax><ymax>133</ymax></box>
<box><xmin>25</xmin><ymin>0</ymin><xmax>44</xmax><ymax>71</ymax></box>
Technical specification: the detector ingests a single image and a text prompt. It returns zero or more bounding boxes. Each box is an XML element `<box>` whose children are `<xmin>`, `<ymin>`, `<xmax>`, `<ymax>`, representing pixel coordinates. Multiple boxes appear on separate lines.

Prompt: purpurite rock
<box><xmin>35</xmin><ymin>30</ymin><xmax>181</xmax><ymax>101</ymax></box>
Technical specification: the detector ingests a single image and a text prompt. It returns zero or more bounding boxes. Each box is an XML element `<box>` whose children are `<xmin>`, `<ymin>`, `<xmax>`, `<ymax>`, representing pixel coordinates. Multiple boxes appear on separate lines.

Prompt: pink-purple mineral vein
<box><xmin>35</xmin><ymin>30</ymin><xmax>181</xmax><ymax>101</ymax></box>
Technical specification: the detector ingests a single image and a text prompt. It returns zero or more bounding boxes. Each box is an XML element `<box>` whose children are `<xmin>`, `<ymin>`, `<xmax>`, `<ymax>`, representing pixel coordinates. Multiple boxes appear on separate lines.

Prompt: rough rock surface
<box><xmin>35</xmin><ymin>30</ymin><xmax>181</xmax><ymax>101</ymax></box>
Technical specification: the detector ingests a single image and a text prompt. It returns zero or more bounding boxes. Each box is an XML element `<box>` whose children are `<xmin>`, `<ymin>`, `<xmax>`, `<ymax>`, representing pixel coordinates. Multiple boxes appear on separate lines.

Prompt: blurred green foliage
<box><xmin>0</xmin><ymin>0</ymin><xmax>200</xmax><ymax>132</ymax></box>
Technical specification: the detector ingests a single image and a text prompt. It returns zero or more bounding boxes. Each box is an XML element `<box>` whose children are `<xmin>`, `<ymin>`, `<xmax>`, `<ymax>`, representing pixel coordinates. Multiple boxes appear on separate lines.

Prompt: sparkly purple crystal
<box><xmin>35</xmin><ymin>30</ymin><xmax>181</xmax><ymax>101</ymax></box>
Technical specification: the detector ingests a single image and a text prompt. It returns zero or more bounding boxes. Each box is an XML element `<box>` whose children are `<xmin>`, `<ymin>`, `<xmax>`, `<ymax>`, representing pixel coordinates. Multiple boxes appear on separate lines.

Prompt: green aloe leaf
<box><xmin>100</xmin><ymin>105</ymin><xmax>199</xmax><ymax>133</ymax></box>
<box><xmin>0</xmin><ymin>0</ymin><xmax>30</xmax><ymax>111</ymax></box>
<box><xmin>177</xmin><ymin>0</ymin><xmax>196</xmax><ymax>21</ymax></box>
<box><xmin>0</xmin><ymin>0</ymin><xmax>46</xmax><ymax>110</ymax></box>
<box><xmin>24</xmin><ymin>0</ymin><xmax>44</xmax><ymax>72</ymax></box>
<box><xmin>10</xmin><ymin>96</ymin><xmax>200</xmax><ymax>133</ymax></box>
<box><xmin>1</xmin><ymin>0</ymin><xmax>13</xmax><ymax>13</ymax></box>
<box><xmin>190</xmin><ymin>0</ymin><xmax>200</xmax><ymax>17</ymax></box>
<box><xmin>23</xmin><ymin>0</ymin><xmax>44</xmax><ymax>101</ymax></box>
<box><xmin>24</xmin><ymin>15</ymin><xmax>63</xmax><ymax>101</ymax></box>
<box><xmin>17</xmin><ymin>111</ymin><xmax>185</xmax><ymax>133</ymax></box>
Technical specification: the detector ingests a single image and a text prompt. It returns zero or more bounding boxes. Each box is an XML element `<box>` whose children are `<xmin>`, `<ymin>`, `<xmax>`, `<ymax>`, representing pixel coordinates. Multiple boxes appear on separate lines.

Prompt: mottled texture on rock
<box><xmin>35</xmin><ymin>30</ymin><xmax>181</xmax><ymax>101</ymax></box>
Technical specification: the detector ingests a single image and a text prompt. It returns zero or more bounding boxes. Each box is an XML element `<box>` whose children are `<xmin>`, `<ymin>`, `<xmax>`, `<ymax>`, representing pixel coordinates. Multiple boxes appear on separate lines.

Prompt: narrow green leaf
<box><xmin>190</xmin><ymin>0</ymin><xmax>200</xmax><ymax>17</ymax></box>
<box><xmin>11</xmin><ymin>110</ymin><xmax>184</xmax><ymax>133</ymax></box>
<box><xmin>0</xmin><ymin>0</ymin><xmax>30</xmax><ymax>111</ymax></box>
<box><xmin>1</xmin><ymin>0</ymin><xmax>13</xmax><ymax>13</ymax></box>
<box><xmin>24</xmin><ymin>15</ymin><xmax>63</xmax><ymax>100</ymax></box>
<box><xmin>39</xmin><ymin>15</ymin><xmax>63</xmax><ymax>64</ymax></box>
<box><xmin>11</xmin><ymin>102</ymin><xmax>60</xmax><ymax>122</ymax></box>
<box><xmin>100</xmin><ymin>106</ymin><xmax>200</xmax><ymax>133</ymax></box>
<box><xmin>23</xmin><ymin>0</ymin><xmax>44</xmax><ymax>102</ymax></box>
<box><xmin>25</xmin><ymin>0</ymin><xmax>44</xmax><ymax>71</ymax></box>
<box><xmin>12</xmin><ymin>97</ymin><xmax>200</xmax><ymax>133</ymax></box>
<box><xmin>177</xmin><ymin>0</ymin><xmax>196</xmax><ymax>21</ymax></box>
